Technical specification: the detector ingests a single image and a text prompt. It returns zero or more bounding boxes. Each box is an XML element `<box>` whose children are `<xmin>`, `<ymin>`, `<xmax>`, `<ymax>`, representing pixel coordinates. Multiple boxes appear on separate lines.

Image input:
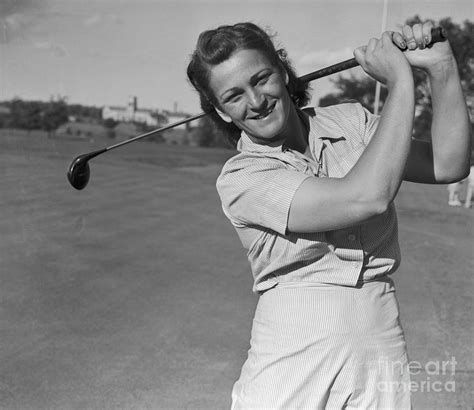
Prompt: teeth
<box><xmin>254</xmin><ymin>104</ymin><xmax>275</xmax><ymax>119</ymax></box>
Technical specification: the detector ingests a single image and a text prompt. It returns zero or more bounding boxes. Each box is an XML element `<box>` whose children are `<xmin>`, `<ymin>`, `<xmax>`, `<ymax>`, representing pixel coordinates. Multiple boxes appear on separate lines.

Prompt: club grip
<box><xmin>430</xmin><ymin>27</ymin><xmax>446</xmax><ymax>44</ymax></box>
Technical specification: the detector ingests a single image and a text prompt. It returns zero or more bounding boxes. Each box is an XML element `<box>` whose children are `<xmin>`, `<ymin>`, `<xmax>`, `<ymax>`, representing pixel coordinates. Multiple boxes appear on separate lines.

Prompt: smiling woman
<box><xmin>186</xmin><ymin>21</ymin><xmax>471</xmax><ymax>409</ymax></box>
<box><xmin>187</xmin><ymin>23</ymin><xmax>310</xmax><ymax>147</ymax></box>
<box><xmin>209</xmin><ymin>49</ymin><xmax>293</xmax><ymax>144</ymax></box>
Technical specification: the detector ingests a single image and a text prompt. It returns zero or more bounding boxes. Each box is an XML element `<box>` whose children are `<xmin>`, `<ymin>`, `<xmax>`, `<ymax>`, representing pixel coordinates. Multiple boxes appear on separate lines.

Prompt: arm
<box><xmin>402</xmin><ymin>22</ymin><xmax>472</xmax><ymax>184</ymax></box>
<box><xmin>288</xmin><ymin>32</ymin><xmax>415</xmax><ymax>233</ymax></box>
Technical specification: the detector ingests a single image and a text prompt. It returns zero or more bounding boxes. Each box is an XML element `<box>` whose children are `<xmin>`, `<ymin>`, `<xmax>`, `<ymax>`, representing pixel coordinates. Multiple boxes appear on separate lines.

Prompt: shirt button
<box><xmin>348</xmin><ymin>234</ymin><xmax>356</xmax><ymax>241</ymax></box>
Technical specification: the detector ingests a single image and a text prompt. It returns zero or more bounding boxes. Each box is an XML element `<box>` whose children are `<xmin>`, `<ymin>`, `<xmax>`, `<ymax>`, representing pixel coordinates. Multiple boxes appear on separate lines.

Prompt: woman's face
<box><xmin>208</xmin><ymin>48</ymin><xmax>292</xmax><ymax>142</ymax></box>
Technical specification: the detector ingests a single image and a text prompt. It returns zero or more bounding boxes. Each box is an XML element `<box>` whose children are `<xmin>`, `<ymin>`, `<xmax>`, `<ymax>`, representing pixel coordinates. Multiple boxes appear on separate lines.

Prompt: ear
<box><xmin>278</xmin><ymin>64</ymin><xmax>289</xmax><ymax>85</ymax></box>
<box><xmin>215</xmin><ymin>108</ymin><xmax>233</xmax><ymax>123</ymax></box>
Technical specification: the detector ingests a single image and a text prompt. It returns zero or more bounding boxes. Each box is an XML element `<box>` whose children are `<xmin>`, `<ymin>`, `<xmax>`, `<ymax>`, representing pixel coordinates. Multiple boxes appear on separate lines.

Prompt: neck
<box><xmin>248</xmin><ymin>106</ymin><xmax>309</xmax><ymax>150</ymax></box>
<box><xmin>282</xmin><ymin>106</ymin><xmax>309</xmax><ymax>153</ymax></box>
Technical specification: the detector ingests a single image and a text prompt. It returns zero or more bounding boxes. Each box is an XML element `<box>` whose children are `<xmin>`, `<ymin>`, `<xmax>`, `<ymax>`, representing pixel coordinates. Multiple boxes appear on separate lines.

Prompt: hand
<box><xmin>396</xmin><ymin>23</ymin><xmax>456</xmax><ymax>75</ymax></box>
<box><xmin>354</xmin><ymin>31</ymin><xmax>412</xmax><ymax>89</ymax></box>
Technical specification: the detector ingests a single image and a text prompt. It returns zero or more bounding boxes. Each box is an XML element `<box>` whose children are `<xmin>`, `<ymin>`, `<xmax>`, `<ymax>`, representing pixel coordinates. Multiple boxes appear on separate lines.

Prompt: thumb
<box><xmin>353</xmin><ymin>46</ymin><xmax>367</xmax><ymax>65</ymax></box>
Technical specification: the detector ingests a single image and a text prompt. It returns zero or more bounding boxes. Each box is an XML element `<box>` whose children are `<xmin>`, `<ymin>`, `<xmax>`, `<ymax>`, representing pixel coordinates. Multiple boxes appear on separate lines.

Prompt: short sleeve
<box><xmin>216</xmin><ymin>155</ymin><xmax>311</xmax><ymax>235</ymax></box>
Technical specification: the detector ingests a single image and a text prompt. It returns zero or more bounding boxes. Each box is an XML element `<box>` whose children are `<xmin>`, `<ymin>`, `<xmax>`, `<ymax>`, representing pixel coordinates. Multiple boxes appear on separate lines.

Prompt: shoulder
<box><xmin>216</xmin><ymin>152</ymin><xmax>287</xmax><ymax>192</ymax></box>
<box><xmin>305</xmin><ymin>102</ymin><xmax>371</xmax><ymax>123</ymax></box>
<box><xmin>215</xmin><ymin>151</ymin><xmax>311</xmax><ymax>234</ymax></box>
<box><xmin>219</xmin><ymin>151</ymin><xmax>285</xmax><ymax>172</ymax></box>
<box><xmin>305</xmin><ymin>103</ymin><xmax>378</xmax><ymax>144</ymax></box>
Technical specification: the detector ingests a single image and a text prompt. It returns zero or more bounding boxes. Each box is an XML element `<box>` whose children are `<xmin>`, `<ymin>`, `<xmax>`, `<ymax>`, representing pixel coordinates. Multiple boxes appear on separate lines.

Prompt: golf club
<box><xmin>67</xmin><ymin>27</ymin><xmax>445</xmax><ymax>190</ymax></box>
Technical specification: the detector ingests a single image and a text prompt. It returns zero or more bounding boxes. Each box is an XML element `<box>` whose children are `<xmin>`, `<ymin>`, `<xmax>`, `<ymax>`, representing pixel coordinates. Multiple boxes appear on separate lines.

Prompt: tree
<box><xmin>317</xmin><ymin>17</ymin><xmax>473</xmax><ymax>141</ymax></box>
<box><xmin>319</xmin><ymin>74</ymin><xmax>388</xmax><ymax>112</ymax></box>
<box><xmin>103</xmin><ymin>118</ymin><xmax>118</xmax><ymax>129</ymax></box>
<box><xmin>68</xmin><ymin>104</ymin><xmax>102</xmax><ymax>122</ymax></box>
<box><xmin>1</xmin><ymin>98</ymin><xmax>103</xmax><ymax>132</ymax></box>
<box><xmin>41</xmin><ymin>98</ymin><xmax>68</xmax><ymax>135</ymax></box>
<box><xmin>102</xmin><ymin>118</ymin><xmax>117</xmax><ymax>138</ymax></box>
<box><xmin>8</xmin><ymin>99</ymin><xmax>43</xmax><ymax>131</ymax></box>
<box><xmin>190</xmin><ymin>115</ymin><xmax>232</xmax><ymax>148</ymax></box>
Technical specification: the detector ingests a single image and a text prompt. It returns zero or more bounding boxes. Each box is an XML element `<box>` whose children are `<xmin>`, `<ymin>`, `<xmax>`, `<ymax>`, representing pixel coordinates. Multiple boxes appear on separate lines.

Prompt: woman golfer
<box><xmin>187</xmin><ymin>22</ymin><xmax>470</xmax><ymax>408</ymax></box>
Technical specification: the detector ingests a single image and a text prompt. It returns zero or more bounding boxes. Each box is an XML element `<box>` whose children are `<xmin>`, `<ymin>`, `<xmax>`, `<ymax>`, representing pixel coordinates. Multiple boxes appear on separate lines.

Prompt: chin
<box><xmin>244</xmin><ymin>107</ymin><xmax>289</xmax><ymax>142</ymax></box>
<box><xmin>244</xmin><ymin>124</ymin><xmax>285</xmax><ymax>142</ymax></box>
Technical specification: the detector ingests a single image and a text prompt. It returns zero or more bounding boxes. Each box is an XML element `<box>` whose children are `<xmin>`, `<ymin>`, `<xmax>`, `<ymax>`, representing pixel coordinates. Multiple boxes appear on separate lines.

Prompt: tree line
<box><xmin>0</xmin><ymin>97</ymin><xmax>102</xmax><ymax>133</ymax></box>
<box><xmin>1</xmin><ymin>16</ymin><xmax>471</xmax><ymax>148</ymax></box>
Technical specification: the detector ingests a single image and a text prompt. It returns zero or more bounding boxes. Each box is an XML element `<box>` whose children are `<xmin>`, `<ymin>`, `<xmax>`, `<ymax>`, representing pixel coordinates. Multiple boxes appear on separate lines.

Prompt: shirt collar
<box><xmin>236</xmin><ymin>107</ymin><xmax>342</xmax><ymax>154</ymax></box>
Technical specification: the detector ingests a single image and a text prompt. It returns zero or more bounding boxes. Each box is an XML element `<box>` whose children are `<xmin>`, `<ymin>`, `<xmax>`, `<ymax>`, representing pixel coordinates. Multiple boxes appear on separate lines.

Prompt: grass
<box><xmin>0</xmin><ymin>129</ymin><xmax>472</xmax><ymax>409</ymax></box>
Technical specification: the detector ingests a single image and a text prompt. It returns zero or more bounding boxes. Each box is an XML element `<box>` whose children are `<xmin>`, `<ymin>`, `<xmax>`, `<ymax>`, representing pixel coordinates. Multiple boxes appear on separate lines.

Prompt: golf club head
<box><xmin>67</xmin><ymin>148</ymin><xmax>107</xmax><ymax>190</ymax></box>
<box><xmin>67</xmin><ymin>154</ymin><xmax>91</xmax><ymax>190</ymax></box>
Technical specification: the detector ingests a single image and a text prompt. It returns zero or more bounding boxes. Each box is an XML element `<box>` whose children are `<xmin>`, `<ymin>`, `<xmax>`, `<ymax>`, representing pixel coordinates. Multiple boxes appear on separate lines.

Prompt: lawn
<box><xmin>0</xmin><ymin>130</ymin><xmax>472</xmax><ymax>409</ymax></box>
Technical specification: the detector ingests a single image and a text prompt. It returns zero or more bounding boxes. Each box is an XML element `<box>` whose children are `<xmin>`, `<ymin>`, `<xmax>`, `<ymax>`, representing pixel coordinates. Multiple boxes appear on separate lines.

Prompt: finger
<box><xmin>402</xmin><ymin>25</ymin><xmax>416</xmax><ymax>50</ymax></box>
<box><xmin>381</xmin><ymin>31</ymin><xmax>394</xmax><ymax>45</ymax></box>
<box><xmin>367</xmin><ymin>37</ymin><xmax>378</xmax><ymax>52</ymax></box>
<box><xmin>391</xmin><ymin>31</ymin><xmax>407</xmax><ymax>50</ymax></box>
<box><xmin>412</xmin><ymin>24</ymin><xmax>424</xmax><ymax>49</ymax></box>
<box><xmin>422</xmin><ymin>21</ymin><xmax>434</xmax><ymax>47</ymax></box>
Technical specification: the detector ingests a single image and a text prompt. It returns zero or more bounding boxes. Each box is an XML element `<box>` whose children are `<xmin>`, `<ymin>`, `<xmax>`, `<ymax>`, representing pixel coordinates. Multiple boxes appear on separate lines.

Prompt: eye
<box><xmin>224</xmin><ymin>92</ymin><xmax>242</xmax><ymax>104</ymax></box>
<box><xmin>257</xmin><ymin>73</ymin><xmax>271</xmax><ymax>85</ymax></box>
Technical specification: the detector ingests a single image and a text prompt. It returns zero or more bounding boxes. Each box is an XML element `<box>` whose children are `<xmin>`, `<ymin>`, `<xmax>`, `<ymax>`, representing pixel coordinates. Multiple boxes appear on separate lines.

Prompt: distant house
<box><xmin>102</xmin><ymin>97</ymin><xmax>196</xmax><ymax>131</ymax></box>
<box><xmin>102</xmin><ymin>96</ymin><xmax>160</xmax><ymax>127</ymax></box>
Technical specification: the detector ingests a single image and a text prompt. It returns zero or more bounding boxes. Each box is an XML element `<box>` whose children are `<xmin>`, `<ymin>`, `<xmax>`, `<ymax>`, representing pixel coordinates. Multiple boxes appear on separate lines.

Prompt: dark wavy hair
<box><xmin>187</xmin><ymin>22</ymin><xmax>311</xmax><ymax>146</ymax></box>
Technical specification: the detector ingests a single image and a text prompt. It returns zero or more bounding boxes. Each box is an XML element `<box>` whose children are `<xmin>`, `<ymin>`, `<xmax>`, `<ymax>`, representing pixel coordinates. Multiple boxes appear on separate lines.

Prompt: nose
<box><xmin>247</xmin><ymin>89</ymin><xmax>267</xmax><ymax>111</ymax></box>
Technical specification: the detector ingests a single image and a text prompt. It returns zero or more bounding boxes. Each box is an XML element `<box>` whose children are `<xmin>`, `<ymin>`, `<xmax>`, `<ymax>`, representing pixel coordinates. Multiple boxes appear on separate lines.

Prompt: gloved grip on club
<box><xmin>67</xmin><ymin>27</ymin><xmax>446</xmax><ymax>190</ymax></box>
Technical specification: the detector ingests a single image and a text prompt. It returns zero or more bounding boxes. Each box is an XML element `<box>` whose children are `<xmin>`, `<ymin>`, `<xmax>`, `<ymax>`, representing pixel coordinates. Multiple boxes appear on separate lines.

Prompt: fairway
<box><xmin>1</xmin><ymin>132</ymin><xmax>472</xmax><ymax>409</ymax></box>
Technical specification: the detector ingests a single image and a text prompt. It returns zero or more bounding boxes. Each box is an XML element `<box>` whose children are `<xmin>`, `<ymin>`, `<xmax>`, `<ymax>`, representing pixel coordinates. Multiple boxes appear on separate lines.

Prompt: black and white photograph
<box><xmin>0</xmin><ymin>0</ymin><xmax>472</xmax><ymax>408</ymax></box>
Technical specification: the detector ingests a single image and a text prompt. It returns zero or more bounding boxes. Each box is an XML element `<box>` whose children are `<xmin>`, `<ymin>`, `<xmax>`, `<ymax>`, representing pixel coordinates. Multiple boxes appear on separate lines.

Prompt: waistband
<box><xmin>273</xmin><ymin>275</ymin><xmax>393</xmax><ymax>291</ymax></box>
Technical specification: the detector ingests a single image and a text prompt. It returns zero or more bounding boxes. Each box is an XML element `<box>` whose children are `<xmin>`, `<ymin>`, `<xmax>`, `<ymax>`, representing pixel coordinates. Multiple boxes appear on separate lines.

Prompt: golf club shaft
<box><xmin>95</xmin><ymin>56</ymin><xmax>359</xmax><ymax>154</ymax></box>
<box><xmin>104</xmin><ymin>112</ymin><xmax>207</xmax><ymax>152</ymax></box>
<box><xmin>73</xmin><ymin>27</ymin><xmax>447</xmax><ymax>156</ymax></box>
<box><xmin>300</xmin><ymin>26</ymin><xmax>446</xmax><ymax>83</ymax></box>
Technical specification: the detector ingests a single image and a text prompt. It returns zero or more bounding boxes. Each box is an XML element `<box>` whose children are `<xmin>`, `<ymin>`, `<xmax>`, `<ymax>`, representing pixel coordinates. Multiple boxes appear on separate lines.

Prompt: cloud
<box><xmin>108</xmin><ymin>14</ymin><xmax>124</xmax><ymax>25</ymax></box>
<box><xmin>0</xmin><ymin>0</ymin><xmax>44</xmax><ymax>43</ymax></box>
<box><xmin>0</xmin><ymin>0</ymin><xmax>39</xmax><ymax>18</ymax></box>
<box><xmin>33</xmin><ymin>40</ymin><xmax>67</xmax><ymax>57</ymax></box>
<box><xmin>84</xmin><ymin>13</ymin><xmax>103</xmax><ymax>27</ymax></box>
<box><xmin>84</xmin><ymin>13</ymin><xmax>123</xmax><ymax>27</ymax></box>
<box><xmin>33</xmin><ymin>40</ymin><xmax>52</xmax><ymax>50</ymax></box>
<box><xmin>0</xmin><ymin>13</ymin><xmax>30</xmax><ymax>43</ymax></box>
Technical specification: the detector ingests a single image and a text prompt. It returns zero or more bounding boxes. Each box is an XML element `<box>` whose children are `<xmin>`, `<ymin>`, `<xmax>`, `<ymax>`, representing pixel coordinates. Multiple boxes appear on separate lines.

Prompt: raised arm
<box><xmin>402</xmin><ymin>22</ymin><xmax>472</xmax><ymax>184</ymax></box>
<box><xmin>288</xmin><ymin>31</ymin><xmax>415</xmax><ymax>233</ymax></box>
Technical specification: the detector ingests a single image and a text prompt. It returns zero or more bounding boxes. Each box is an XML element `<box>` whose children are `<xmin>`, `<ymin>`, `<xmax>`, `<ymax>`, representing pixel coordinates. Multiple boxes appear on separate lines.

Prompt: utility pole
<box><xmin>374</xmin><ymin>0</ymin><xmax>389</xmax><ymax>115</ymax></box>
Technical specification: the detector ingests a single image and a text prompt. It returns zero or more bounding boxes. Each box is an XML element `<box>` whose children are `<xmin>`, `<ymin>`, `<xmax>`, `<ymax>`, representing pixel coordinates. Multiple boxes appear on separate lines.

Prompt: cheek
<box><xmin>226</xmin><ymin>104</ymin><xmax>247</xmax><ymax>121</ymax></box>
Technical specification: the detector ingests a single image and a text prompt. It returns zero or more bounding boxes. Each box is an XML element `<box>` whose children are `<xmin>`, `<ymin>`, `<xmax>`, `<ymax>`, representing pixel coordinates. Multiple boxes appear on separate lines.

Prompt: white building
<box><xmin>102</xmin><ymin>96</ymin><xmax>159</xmax><ymax>127</ymax></box>
<box><xmin>102</xmin><ymin>97</ymin><xmax>194</xmax><ymax>130</ymax></box>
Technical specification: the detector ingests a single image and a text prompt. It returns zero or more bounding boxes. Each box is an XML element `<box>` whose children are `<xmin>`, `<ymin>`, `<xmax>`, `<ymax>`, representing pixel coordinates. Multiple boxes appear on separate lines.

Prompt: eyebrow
<box><xmin>219</xmin><ymin>68</ymin><xmax>273</xmax><ymax>101</ymax></box>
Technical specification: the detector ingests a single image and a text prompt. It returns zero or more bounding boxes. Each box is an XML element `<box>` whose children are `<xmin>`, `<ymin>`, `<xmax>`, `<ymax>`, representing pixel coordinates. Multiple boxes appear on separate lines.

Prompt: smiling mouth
<box><xmin>251</xmin><ymin>102</ymin><xmax>276</xmax><ymax>120</ymax></box>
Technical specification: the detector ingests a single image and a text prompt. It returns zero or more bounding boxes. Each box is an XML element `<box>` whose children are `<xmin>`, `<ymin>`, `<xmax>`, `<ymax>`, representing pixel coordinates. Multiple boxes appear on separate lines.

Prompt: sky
<box><xmin>0</xmin><ymin>0</ymin><xmax>472</xmax><ymax>114</ymax></box>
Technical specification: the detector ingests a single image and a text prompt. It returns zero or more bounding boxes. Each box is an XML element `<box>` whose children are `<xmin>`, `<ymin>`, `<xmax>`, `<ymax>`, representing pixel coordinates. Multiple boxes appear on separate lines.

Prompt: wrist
<box><xmin>387</xmin><ymin>73</ymin><xmax>415</xmax><ymax>94</ymax></box>
<box><xmin>425</xmin><ymin>55</ymin><xmax>459</xmax><ymax>80</ymax></box>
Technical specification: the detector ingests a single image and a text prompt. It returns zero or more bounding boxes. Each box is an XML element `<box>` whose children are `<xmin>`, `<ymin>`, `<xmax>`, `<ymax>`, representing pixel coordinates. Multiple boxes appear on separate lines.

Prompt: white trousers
<box><xmin>231</xmin><ymin>278</ymin><xmax>411</xmax><ymax>409</ymax></box>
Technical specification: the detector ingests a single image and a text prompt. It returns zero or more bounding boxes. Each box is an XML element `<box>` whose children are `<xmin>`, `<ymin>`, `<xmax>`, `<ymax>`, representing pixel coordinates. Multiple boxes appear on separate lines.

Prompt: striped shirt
<box><xmin>216</xmin><ymin>103</ymin><xmax>401</xmax><ymax>293</ymax></box>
